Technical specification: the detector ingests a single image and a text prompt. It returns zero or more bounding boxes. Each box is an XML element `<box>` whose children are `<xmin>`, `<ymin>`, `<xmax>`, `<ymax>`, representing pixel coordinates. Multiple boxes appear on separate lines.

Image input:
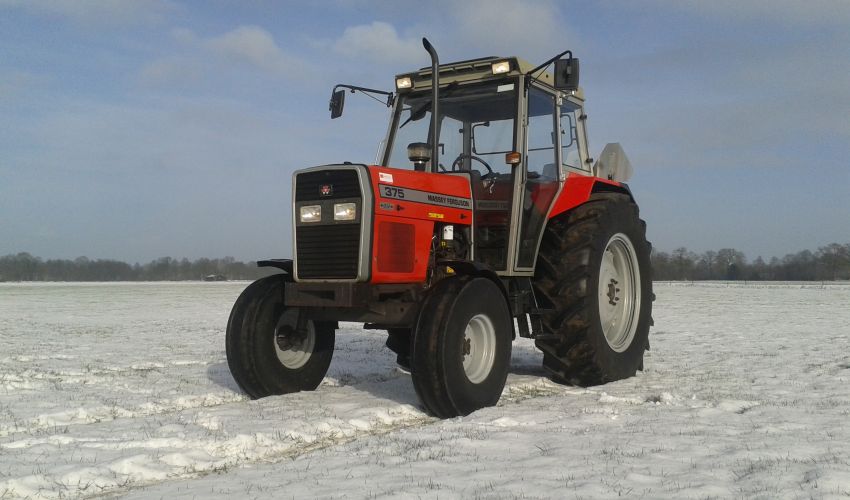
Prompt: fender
<box><xmin>257</xmin><ymin>259</ymin><xmax>293</xmax><ymax>275</ymax></box>
<box><xmin>548</xmin><ymin>173</ymin><xmax>633</xmax><ymax>219</ymax></box>
<box><xmin>435</xmin><ymin>258</ymin><xmax>514</xmax><ymax>337</ymax></box>
<box><xmin>436</xmin><ymin>259</ymin><xmax>504</xmax><ymax>295</ymax></box>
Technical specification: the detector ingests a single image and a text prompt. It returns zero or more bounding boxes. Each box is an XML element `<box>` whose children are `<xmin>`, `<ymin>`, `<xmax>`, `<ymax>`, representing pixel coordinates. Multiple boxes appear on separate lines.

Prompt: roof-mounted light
<box><xmin>491</xmin><ymin>60</ymin><xmax>511</xmax><ymax>75</ymax></box>
<box><xmin>395</xmin><ymin>76</ymin><xmax>412</xmax><ymax>90</ymax></box>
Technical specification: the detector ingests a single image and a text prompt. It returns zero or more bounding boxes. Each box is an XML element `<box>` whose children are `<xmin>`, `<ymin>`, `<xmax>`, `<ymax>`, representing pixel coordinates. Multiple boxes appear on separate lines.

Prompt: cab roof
<box><xmin>397</xmin><ymin>56</ymin><xmax>583</xmax><ymax>99</ymax></box>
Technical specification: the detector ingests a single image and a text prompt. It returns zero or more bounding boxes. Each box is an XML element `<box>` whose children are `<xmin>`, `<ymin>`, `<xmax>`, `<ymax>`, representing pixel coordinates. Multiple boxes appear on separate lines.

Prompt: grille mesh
<box><xmin>296</xmin><ymin>224</ymin><xmax>360</xmax><ymax>279</ymax></box>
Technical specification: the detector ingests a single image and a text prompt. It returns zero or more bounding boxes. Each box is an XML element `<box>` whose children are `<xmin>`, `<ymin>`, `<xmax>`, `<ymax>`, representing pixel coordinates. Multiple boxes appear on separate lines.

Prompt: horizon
<box><xmin>2</xmin><ymin>1</ymin><xmax>849</xmax><ymax>262</ymax></box>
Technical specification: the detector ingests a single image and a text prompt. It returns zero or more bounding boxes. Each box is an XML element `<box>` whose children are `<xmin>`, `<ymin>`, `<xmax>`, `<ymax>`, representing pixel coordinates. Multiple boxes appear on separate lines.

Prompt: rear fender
<box><xmin>548</xmin><ymin>173</ymin><xmax>633</xmax><ymax>219</ymax></box>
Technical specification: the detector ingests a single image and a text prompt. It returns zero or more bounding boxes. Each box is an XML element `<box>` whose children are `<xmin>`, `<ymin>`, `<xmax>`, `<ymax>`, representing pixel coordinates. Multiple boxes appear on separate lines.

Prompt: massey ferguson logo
<box><xmin>320</xmin><ymin>184</ymin><xmax>333</xmax><ymax>196</ymax></box>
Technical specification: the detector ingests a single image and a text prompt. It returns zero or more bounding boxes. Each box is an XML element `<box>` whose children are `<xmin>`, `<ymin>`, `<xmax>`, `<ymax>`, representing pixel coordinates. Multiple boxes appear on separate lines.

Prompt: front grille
<box><xmin>295</xmin><ymin>170</ymin><xmax>360</xmax><ymax>201</ymax></box>
<box><xmin>296</xmin><ymin>224</ymin><xmax>360</xmax><ymax>279</ymax></box>
<box><xmin>294</xmin><ymin>168</ymin><xmax>364</xmax><ymax>280</ymax></box>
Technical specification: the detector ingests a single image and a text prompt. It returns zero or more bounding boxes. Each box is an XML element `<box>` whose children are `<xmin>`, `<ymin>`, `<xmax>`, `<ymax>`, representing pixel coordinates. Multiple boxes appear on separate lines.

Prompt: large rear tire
<box><xmin>226</xmin><ymin>274</ymin><xmax>335</xmax><ymax>398</ymax></box>
<box><xmin>411</xmin><ymin>277</ymin><xmax>512</xmax><ymax>418</ymax></box>
<box><xmin>533</xmin><ymin>193</ymin><xmax>652</xmax><ymax>386</ymax></box>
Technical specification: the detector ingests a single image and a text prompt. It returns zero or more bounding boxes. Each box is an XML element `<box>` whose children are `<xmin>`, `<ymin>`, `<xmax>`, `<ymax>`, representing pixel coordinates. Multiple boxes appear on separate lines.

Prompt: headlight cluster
<box><xmin>299</xmin><ymin>203</ymin><xmax>357</xmax><ymax>223</ymax></box>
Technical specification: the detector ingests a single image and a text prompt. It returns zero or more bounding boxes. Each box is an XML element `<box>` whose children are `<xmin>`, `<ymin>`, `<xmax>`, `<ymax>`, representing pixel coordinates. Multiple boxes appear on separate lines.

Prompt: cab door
<box><xmin>512</xmin><ymin>84</ymin><xmax>562</xmax><ymax>271</ymax></box>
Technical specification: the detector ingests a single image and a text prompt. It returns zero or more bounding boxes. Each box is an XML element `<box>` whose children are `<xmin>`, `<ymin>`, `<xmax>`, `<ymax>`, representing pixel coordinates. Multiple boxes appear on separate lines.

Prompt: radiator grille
<box><xmin>294</xmin><ymin>168</ymin><xmax>363</xmax><ymax>280</ymax></box>
<box><xmin>296</xmin><ymin>224</ymin><xmax>360</xmax><ymax>279</ymax></box>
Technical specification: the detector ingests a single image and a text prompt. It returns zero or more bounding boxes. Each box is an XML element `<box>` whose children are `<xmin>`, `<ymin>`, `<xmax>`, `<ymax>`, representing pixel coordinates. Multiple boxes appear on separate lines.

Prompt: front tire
<box><xmin>411</xmin><ymin>277</ymin><xmax>512</xmax><ymax>418</ymax></box>
<box><xmin>534</xmin><ymin>193</ymin><xmax>652</xmax><ymax>386</ymax></box>
<box><xmin>226</xmin><ymin>274</ymin><xmax>335</xmax><ymax>398</ymax></box>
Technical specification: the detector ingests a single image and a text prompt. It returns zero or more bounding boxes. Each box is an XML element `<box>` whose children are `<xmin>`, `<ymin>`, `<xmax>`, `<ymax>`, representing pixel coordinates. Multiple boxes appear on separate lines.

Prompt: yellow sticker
<box><xmin>427</xmin><ymin>212</ymin><xmax>445</xmax><ymax>219</ymax></box>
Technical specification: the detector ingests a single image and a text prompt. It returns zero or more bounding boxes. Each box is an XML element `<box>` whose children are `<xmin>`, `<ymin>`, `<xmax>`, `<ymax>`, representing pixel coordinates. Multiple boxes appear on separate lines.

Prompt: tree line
<box><xmin>651</xmin><ymin>243</ymin><xmax>850</xmax><ymax>281</ymax></box>
<box><xmin>0</xmin><ymin>253</ymin><xmax>275</xmax><ymax>282</ymax></box>
<box><xmin>2</xmin><ymin>242</ymin><xmax>849</xmax><ymax>282</ymax></box>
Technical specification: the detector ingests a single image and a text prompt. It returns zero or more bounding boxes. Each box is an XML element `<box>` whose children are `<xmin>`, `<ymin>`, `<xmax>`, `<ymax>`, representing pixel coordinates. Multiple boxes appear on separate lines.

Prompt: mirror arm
<box><xmin>526</xmin><ymin>50</ymin><xmax>572</xmax><ymax>79</ymax></box>
<box><xmin>332</xmin><ymin>84</ymin><xmax>394</xmax><ymax>107</ymax></box>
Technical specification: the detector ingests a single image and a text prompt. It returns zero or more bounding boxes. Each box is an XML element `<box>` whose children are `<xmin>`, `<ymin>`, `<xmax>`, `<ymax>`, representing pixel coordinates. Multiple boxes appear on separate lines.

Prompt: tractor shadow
<box><xmin>206</xmin><ymin>362</ymin><xmax>242</xmax><ymax>393</ymax></box>
<box><xmin>207</xmin><ymin>340</ymin><xmax>551</xmax><ymax>406</ymax></box>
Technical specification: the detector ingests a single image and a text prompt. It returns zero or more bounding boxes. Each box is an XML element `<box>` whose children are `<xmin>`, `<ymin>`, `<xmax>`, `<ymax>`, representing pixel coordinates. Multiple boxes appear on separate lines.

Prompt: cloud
<box><xmin>139</xmin><ymin>26</ymin><xmax>306</xmax><ymax>86</ymax></box>
<box><xmin>138</xmin><ymin>57</ymin><xmax>204</xmax><ymax>86</ymax></box>
<box><xmin>332</xmin><ymin>21</ymin><xmax>422</xmax><ymax>65</ymax></box>
<box><xmin>206</xmin><ymin>25</ymin><xmax>302</xmax><ymax>76</ymax></box>
<box><xmin>0</xmin><ymin>0</ymin><xmax>176</xmax><ymax>25</ymax></box>
<box><xmin>449</xmin><ymin>0</ymin><xmax>567</xmax><ymax>59</ymax></box>
<box><xmin>328</xmin><ymin>1</ymin><xmax>568</xmax><ymax>70</ymax></box>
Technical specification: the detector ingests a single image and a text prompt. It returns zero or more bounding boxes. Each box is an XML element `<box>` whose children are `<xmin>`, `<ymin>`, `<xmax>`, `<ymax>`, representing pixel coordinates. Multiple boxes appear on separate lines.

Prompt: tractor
<box><xmin>226</xmin><ymin>39</ymin><xmax>652</xmax><ymax>418</ymax></box>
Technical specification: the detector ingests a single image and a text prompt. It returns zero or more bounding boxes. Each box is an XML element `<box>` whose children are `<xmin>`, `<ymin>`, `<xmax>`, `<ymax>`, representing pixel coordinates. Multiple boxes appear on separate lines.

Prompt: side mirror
<box><xmin>554</xmin><ymin>57</ymin><xmax>580</xmax><ymax>91</ymax></box>
<box><xmin>329</xmin><ymin>89</ymin><xmax>346</xmax><ymax>119</ymax></box>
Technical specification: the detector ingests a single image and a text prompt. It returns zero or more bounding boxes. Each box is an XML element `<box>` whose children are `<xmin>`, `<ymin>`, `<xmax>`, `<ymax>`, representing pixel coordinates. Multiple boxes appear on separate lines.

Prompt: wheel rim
<box><xmin>273</xmin><ymin>311</ymin><xmax>315</xmax><ymax>369</ymax></box>
<box><xmin>598</xmin><ymin>233</ymin><xmax>641</xmax><ymax>352</ymax></box>
<box><xmin>462</xmin><ymin>313</ymin><xmax>496</xmax><ymax>384</ymax></box>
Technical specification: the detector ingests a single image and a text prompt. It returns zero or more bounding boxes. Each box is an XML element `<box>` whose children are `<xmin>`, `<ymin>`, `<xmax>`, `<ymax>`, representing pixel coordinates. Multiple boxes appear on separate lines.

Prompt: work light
<box><xmin>395</xmin><ymin>76</ymin><xmax>412</xmax><ymax>90</ymax></box>
<box><xmin>491</xmin><ymin>60</ymin><xmax>511</xmax><ymax>75</ymax></box>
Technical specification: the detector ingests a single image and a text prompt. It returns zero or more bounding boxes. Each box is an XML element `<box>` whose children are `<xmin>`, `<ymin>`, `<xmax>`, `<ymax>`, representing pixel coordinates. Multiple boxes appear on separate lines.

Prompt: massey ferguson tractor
<box><xmin>226</xmin><ymin>39</ymin><xmax>652</xmax><ymax>418</ymax></box>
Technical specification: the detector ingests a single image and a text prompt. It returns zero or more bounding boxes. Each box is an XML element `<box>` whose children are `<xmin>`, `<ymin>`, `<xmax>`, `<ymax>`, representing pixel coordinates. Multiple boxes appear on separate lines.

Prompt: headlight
<box><xmin>333</xmin><ymin>202</ymin><xmax>357</xmax><ymax>221</ymax></box>
<box><xmin>299</xmin><ymin>205</ymin><xmax>321</xmax><ymax>223</ymax></box>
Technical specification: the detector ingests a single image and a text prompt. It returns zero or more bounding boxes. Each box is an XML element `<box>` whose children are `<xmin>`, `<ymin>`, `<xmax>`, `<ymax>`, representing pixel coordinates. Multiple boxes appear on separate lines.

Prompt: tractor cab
<box><xmin>384</xmin><ymin>56</ymin><xmax>590</xmax><ymax>272</ymax></box>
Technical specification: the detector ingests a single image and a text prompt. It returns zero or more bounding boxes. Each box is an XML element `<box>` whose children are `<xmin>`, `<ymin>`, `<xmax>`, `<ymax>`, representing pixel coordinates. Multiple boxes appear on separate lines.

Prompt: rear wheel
<box><xmin>411</xmin><ymin>277</ymin><xmax>512</xmax><ymax>417</ymax></box>
<box><xmin>533</xmin><ymin>193</ymin><xmax>652</xmax><ymax>386</ymax></box>
<box><xmin>226</xmin><ymin>275</ymin><xmax>335</xmax><ymax>398</ymax></box>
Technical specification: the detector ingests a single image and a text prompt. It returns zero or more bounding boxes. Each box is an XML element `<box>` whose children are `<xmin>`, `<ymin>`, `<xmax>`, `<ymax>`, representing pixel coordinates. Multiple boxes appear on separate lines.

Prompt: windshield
<box><xmin>384</xmin><ymin>80</ymin><xmax>517</xmax><ymax>175</ymax></box>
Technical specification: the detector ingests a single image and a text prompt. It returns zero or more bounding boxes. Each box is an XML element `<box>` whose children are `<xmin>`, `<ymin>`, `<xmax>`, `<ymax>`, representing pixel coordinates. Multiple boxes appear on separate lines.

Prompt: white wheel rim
<box><xmin>598</xmin><ymin>233</ymin><xmax>641</xmax><ymax>352</ymax></box>
<box><xmin>274</xmin><ymin>311</ymin><xmax>315</xmax><ymax>369</ymax></box>
<box><xmin>462</xmin><ymin>313</ymin><xmax>496</xmax><ymax>384</ymax></box>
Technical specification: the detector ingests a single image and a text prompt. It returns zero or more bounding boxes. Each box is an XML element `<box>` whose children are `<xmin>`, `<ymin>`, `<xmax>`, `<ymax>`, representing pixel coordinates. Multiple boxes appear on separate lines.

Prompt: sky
<box><xmin>1</xmin><ymin>0</ymin><xmax>848</xmax><ymax>264</ymax></box>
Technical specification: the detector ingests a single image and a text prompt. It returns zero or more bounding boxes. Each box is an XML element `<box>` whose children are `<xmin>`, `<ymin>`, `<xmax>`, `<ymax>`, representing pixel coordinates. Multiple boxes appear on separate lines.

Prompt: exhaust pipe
<box><xmin>422</xmin><ymin>38</ymin><xmax>439</xmax><ymax>173</ymax></box>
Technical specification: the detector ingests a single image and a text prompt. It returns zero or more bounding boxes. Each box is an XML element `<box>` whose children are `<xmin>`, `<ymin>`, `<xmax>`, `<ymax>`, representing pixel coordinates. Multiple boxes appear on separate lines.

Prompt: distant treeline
<box><xmin>0</xmin><ymin>254</ymin><xmax>276</xmax><ymax>282</ymax></box>
<box><xmin>2</xmin><ymin>242</ymin><xmax>850</xmax><ymax>282</ymax></box>
<box><xmin>652</xmin><ymin>243</ymin><xmax>850</xmax><ymax>281</ymax></box>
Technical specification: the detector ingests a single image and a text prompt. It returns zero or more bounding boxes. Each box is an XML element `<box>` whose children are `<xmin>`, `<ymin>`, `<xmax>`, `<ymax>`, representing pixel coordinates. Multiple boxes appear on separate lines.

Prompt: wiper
<box><xmin>398</xmin><ymin>82</ymin><xmax>460</xmax><ymax>129</ymax></box>
<box><xmin>399</xmin><ymin>102</ymin><xmax>428</xmax><ymax>129</ymax></box>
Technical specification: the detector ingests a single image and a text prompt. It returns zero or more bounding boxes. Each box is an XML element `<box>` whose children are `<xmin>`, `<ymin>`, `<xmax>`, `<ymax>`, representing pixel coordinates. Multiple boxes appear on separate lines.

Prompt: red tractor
<box><xmin>226</xmin><ymin>39</ymin><xmax>652</xmax><ymax>417</ymax></box>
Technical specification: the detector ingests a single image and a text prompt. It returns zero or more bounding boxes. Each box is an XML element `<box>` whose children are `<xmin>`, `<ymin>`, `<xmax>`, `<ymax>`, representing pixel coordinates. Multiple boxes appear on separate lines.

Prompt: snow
<box><xmin>1</xmin><ymin>281</ymin><xmax>849</xmax><ymax>499</ymax></box>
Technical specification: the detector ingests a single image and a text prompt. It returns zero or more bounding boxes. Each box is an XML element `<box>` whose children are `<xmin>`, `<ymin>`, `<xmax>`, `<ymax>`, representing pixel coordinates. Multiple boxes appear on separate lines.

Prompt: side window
<box><xmin>526</xmin><ymin>92</ymin><xmax>557</xmax><ymax>180</ymax></box>
<box><xmin>470</xmin><ymin>118</ymin><xmax>515</xmax><ymax>175</ymax></box>
<box><xmin>437</xmin><ymin>115</ymin><xmax>463</xmax><ymax>171</ymax></box>
<box><xmin>561</xmin><ymin>102</ymin><xmax>582</xmax><ymax>171</ymax></box>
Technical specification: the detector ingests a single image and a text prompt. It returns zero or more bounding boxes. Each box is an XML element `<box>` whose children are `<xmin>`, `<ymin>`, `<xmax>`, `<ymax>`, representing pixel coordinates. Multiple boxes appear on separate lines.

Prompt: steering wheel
<box><xmin>451</xmin><ymin>154</ymin><xmax>494</xmax><ymax>177</ymax></box>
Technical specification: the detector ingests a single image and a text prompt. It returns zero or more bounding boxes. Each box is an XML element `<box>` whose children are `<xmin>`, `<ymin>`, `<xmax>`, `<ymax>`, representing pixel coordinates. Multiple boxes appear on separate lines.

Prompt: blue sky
<box><xmin>1</xmin><ymin>0</ymin><xmax>848</xmax><ymax>263</ymax></box>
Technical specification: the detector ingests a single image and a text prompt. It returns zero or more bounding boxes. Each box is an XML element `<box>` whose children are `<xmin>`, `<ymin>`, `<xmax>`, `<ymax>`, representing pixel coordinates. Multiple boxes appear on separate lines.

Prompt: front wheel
<box><xmin>411</xmin><ymin>277</ymin><xmax>512</xmax><ymax>418</ymax></box>
<box><xmin>226</xmin><ymin>275</ymin><xmax>335</xmax><ymax>398</ymax></box>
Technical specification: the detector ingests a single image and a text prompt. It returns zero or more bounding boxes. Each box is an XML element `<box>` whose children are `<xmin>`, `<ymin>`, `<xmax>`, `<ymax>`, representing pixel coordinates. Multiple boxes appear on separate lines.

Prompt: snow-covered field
<box><xmin>1</xmin><ymin>281</ymin><xmax>849</xmax><ymax>499</ymax></box>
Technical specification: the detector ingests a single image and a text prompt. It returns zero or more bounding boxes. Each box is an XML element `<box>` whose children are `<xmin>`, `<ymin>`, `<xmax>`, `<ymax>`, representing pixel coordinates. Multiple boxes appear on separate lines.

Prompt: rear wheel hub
<box><xmin>598</xmin><ymin>233</ymin><xmax>641</xmax><ymax>352</ymax></box>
